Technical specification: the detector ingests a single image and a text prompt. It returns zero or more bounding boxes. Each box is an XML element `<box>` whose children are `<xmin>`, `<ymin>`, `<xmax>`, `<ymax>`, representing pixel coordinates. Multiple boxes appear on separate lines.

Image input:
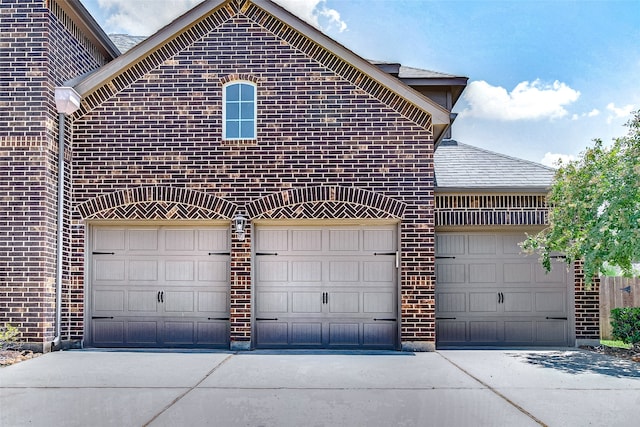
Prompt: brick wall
<box><xmin>70</xmin><ymin>15</ymin><xmax>436</xmax><ymax>348</ymax></box>
<box><xmin>574</xmin><ymin>261</ymin><xmax>600</xmax><ymax>341</ymax></box>
<box><xmin>0</xmin><ymin>0</ymin><xmax>107</xmax><ymax>348</ymax></box>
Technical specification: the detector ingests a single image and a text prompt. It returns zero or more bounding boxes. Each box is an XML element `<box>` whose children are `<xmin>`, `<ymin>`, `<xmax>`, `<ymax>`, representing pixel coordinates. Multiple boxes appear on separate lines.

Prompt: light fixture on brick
<box><xmin>233</xmin><ymin>214</ymin><xmax>247</xmax><ymax>241</ymax></box>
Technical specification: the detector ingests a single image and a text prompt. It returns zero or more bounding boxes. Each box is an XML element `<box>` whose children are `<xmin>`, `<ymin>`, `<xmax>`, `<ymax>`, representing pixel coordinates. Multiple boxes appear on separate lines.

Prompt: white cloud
<box><xmin>541</xmin><ymin>152</ymin><xmax>576</xmax><ymax>167</ymax></box>
<box><xmin>460</xmin><ymin>79</ymin><xmax>580</xmax><ymax>121</ymax></box>
<box><xmin>571</xmin><ymin>108</ymin><xmax>600</xmax><ymax>120</ymax></box>
<box><xmin>606</xmin><ymin>102</ymin><xmax>634</xmax><ymax>124</ymax></box>
<box><xmin>95</xmin><ymin>0</ymin><xmax>347</xmax><ymax>36</ymax></box>
<box><xmin>98</xmin><ymin>0</ymin><xmax>203</xmax><ymax>35</ymax></box>
<box><xmin>274</xmin><ymin>0</ymin><xmax>347</xmax><ymax>32</ymax></box>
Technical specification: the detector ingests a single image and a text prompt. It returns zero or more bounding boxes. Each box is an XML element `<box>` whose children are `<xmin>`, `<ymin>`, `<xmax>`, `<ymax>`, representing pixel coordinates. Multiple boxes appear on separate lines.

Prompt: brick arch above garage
<box><xmin>76</xmin><ymin>187</ymin><xmax>238</xmax><ymax>220</ymax></box>
<box><xmin>246</xmin><ymin>186</ymin><xmax>407</xmax><ymax>220</ymax></box>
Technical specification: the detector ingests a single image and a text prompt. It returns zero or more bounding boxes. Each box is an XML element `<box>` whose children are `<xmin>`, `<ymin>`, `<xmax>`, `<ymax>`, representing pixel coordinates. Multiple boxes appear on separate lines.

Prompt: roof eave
<box><xmin>74</xmin><ymin>0</ymin><xmax>228</xmax><ymax>96</ymax></box>
<box><xmin>435</xmin><ymin>186</ymin><xmax>551</xmax><ymax>194</ymax></box>
<box><xmin>63</xmin><ymin>0</ymin><xmax>120</xmax><ymax>59</ymax></box>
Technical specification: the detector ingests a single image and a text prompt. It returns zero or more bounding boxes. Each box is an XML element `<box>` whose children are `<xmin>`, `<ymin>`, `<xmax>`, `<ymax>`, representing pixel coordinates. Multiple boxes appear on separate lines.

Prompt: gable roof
<box><xmin>69</xmin><ymin>0</ymin><xmax>455</xmax><ymax>141</ymax></box>
<box><xmin>434</xmin><ymin>140</ymin><xmax>556</xmax><ymax>192</ymax></box>
<box><xmin>62</xmin><ymin>0</ymin><xmax>121</xmax><ymax>59</ymax></box>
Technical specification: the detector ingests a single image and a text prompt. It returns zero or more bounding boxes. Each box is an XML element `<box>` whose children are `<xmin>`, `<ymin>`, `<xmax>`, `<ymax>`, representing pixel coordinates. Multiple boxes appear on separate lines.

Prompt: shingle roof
<box><xmin>434</xmin><ymin>140</ymin><xmax>556</xmax><ymax>192</ymax></box>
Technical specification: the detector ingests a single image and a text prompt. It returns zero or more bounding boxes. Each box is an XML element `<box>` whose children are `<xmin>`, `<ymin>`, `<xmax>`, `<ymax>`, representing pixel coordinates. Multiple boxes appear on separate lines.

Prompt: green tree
<box><xmin>522</xmin><ymin>112</ymin><xmax>640</xmax><ymax>285</ymax></box>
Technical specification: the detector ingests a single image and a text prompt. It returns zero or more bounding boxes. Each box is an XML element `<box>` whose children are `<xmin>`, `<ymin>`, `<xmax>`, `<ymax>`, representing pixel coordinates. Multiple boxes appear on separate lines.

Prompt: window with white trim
<box><xmin>223</xmin><ymin>81</ymin><xmax>256</xmax><ymax>140</ymax></box>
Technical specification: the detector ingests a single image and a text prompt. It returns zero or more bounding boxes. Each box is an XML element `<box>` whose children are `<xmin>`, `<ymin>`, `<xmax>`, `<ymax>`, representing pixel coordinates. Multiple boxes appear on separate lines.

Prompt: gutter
<box><xmin>52</xmin><ymin>87</ymin><xmax>81</xmax><ymax>351</ymax></box>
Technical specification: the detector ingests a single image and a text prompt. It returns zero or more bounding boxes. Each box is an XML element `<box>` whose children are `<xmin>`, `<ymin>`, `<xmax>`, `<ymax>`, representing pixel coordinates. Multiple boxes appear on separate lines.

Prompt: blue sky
<box><xmin>79</xmin><ymin>0</ymin><xmax>640</xmax><ymax>166</ymax></box>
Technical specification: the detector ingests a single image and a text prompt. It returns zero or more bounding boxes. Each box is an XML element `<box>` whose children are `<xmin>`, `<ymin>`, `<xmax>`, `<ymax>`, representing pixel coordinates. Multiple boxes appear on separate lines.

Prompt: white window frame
<box><xmin>223</xmin><ymin>81</ymin><xmax>257</xmax><ymax>140</ymax></box>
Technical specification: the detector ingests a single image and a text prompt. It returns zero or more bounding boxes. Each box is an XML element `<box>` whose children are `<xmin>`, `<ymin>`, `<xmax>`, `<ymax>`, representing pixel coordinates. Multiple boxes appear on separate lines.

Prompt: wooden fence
<box><xmin>599</xmin><ymin>276</ymin><xmax>640</xmax><ymax>339</ymax></box>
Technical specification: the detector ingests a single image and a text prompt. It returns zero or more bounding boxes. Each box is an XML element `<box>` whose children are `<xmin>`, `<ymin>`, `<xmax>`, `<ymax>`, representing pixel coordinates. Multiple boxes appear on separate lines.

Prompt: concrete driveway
<box><xmin>1</xmin><ymin>349</ymin><xmax>639</xmax><ymax>427</ymax></box>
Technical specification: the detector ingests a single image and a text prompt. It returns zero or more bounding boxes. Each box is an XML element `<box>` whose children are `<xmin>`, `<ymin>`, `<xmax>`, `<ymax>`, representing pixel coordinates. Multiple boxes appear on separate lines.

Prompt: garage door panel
<box><xmin>469</xmin><ymin>321</ymin><xmax>498</xmax><ymax>341</ymax></box>
<box><xmin>198</xmin><ymin>229</ymin><xmax>229</xmax><ymax>251</ymax></box>
<box><xmin>363</xmin><ymin>292</ymin><xmax>394</xmax><ymax>313</ymax></box>
<box><xmin>536</xmin><ymin>320</ymin><xmax>567</xmax><ymax>343</ymax></box>
<box><xmin>535</xmin><ymin>291</ymin><xmax>566</xmax><ymax>312</ymax></box>
<box><xmin>363</xmin><ymin>260</ymin><xmax>394</xmax><ymax>283</ymax></box>
<box><xmin>165</xmin><ymin>229</ymin><xmax>195</xmax><ymax>251</ymax></box>
<box><xmin>503</xmin><ymin>292</ymin><xmax>533</xmax><ymax>312</ymax></box>
<box><xmin>364</xmin><ymin>323</ymin><xmax>395</xmax><ymax>346</ymax></box>
<box><xmin>468</xmin><ymin>235</ymin><xmax>497</xmax><ymax>255</ymax></box>
<box><xmin>127</xmin><ymin>321</ymin><xmax>158</xmax><ymax>344</ymax></box>
<box><xmin>258</xmin><ymin>292</ymin><xmax>288</xmax><ymax>313</ymax></box>
<box><xmin>504</xmin><ymin>321</ymin><xmax>533</xmax><ymax>343</ymax></box>
<box><xmin>330</xmin><ymin>229</ymin><xmax>360</xmax><ymax>251</ymax></box>
<box><xmin>92</xmin><ymin>321</ymin><xmax>124</xmax><ymax>344</ymax></box>
<box><xmin>128</xmin><ymin>260</ymin><xmax>158</xmax><ymax>281</ymax></box>
<box><xmin>128</xmin><ymin>290</ymin><xmax>159</xmax><ymax>312</ymax></box>
<box><xmin>436</xmin><ymin>234</ymin><xmax>465</xmax><ymax>255</ymax></box>
<box><xmin>198</xmin><ymin>261</ymin><xmax>228</xmax><ymax>282</ymax></box>
<box><xmin>504</xmin><ymin>263</ymin><xmax>532</xmax><ymax>283</ymax></box>
<box><xmin>469</xmin><ymin>263</ymin><xmax>496</xmax><ymax>283</ymax></box>
<box><xmin>436</xmin><ymin>292</ymin><xmax>466</xmax><ymax>312</ymax></box>
<box><xmin>91</xmin><ymin>225</ymin><xmax>230</xmax><ymax>348</ymax></box>
<box><xmin>164</xmin><ymin>291</ymin><xmax>194</xmax><ymax>312</ymax></box>
<box><xmin>363</xmin><ymin>229</ymin><xmax>394</xmax><ymax>251</ymax></box>
<box><xmin>256</xmin><ymin>322</ymin><xmax>289</xmax><ymax>346</ymax></box>
<box><xmin>94</xmin><ymin>290</ymin><xmax>125</xmax><ymax>312</ymax></box>
<box><xmin>198</xmin><ymin>291</ymin><xmax>228</xmax><ymax>313</ymax></box>
<box><xmin>197</xmin><ymin>322</ymin><xmax>229</xmax><ymax>345</ymax></box>
<box><xmin>329</xmin><ymin>292</ymin><xmax>359</xmax><ymax>313</ymax></box>
<box><xmin>329</xmin><ymin>323</ymin><xmax>359</xmax><ymax>346</ymax></box>
<box><xmin>256</xmin><ymin>224</ymin><xmax>398</xmax><ymax>349</ymax></box>
<box><xmin>436</xmin><ymin>321</ymin><xmax>466</xmax><ymax>343</ymax></box>
<box><xmin>94</xmin><ymin>259</ymin><xmax>125</xmax><ymax>282</ymax></box>
<box><xmin>291</xmin><ymin>323</ymin><xmax>322</xmax><ymax>345</ymax></box>
<box><xmin>436</xmin><ymin>232</ymin><xmax>570</xmax><ymax>347</ymax></box>
<box><xmin>256</xmin><ymin>229</ymin><xmax>288</xmax><ymax>251</ymax></box>
<box><xmin>469</xmin><ymin>292</ymin><xmax>498</xmax><ymax>312</ymax></box>
<box><xmin>129</xmin><ymin>229</ymin><xmax>158</xmax><ymax>251</ymax></box>
<box><xmin>436</xmin><ymin>264</ymin><xmax>465</xmax><ymax>284</ymax></box>
<box><xmin>164</xmin><ymin>321</ymin><xmax>194</xmax><ymax>344</ymax></box>
<box><xmin>292</xmin><ymin>261</ymin><xmax>322</xmax><ymax>281</ymax></box>
<box><xmin>292</xmin><ymin>292</ymin><xmax>322</xmax><ymax>313</ymax></box>
<box><xmin>94</xmin><ymin>229</ymin><xmax>125</xmax><ymax>251</ymax></box>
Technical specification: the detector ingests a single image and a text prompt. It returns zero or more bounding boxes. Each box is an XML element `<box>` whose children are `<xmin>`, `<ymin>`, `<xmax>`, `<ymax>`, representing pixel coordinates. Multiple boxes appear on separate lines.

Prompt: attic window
<box><xmin>223</xmin><ymin>81</ymin><xmax>256</xmax><ymax>140</ymax></box>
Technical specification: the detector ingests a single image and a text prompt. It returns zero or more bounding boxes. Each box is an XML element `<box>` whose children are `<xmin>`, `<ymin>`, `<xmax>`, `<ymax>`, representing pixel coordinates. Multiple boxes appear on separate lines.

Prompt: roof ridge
<box><xmin>440</xmin><ymin>140</ymin><xmax>555</xmax><ymax>171</ymax></box>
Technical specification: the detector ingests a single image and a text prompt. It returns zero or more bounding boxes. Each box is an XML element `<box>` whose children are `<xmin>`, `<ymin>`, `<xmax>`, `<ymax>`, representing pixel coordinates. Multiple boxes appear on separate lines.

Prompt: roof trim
<box><xmin>62</xmin><ymin>0</ymin><xmax>120</xmax><ymax>59</ymax></box>
<box><xmin>72</xmin><ymin>0</ymin><xmax>451</xmax><ymax>131</ymax></box>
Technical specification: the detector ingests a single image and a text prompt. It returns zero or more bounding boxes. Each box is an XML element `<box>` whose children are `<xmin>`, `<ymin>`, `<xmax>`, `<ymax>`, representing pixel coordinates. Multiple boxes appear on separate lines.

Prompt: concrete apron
<box><xmin>1</xmin><ymin>349</ymin><xmax>639</xmax><ymax>427</ymax></box>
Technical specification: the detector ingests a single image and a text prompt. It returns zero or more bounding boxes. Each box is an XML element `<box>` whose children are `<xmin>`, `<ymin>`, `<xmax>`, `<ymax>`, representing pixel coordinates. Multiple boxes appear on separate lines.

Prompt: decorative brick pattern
<box><xmin>247</xmin><ymin>186</ymin><xmax>406</xmax><ymax>219</ymax></box>
<box><xmin>435</xmin><ymin>194</ymin><xmax>548</xmax><ymax>227</ymax></box>
<box><xmin>77</xmin><ymin>187</ymin><xmax>238</xmax><ymax>220</ymax></box>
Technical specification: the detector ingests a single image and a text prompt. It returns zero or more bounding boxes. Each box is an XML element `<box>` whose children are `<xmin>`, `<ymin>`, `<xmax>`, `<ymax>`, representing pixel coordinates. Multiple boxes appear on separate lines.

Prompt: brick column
<box><xmin>229</xmin><ymin>226</ymin><xmax>252</xmax><ymax>350</ymax></box>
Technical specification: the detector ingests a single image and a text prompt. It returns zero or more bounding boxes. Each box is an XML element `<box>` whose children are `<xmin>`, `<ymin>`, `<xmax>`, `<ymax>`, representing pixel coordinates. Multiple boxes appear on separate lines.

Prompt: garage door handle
<box><xmin>157</xmin><ymin>291</ymin><xmax>164</xmax><ymax>303</ymax></box>
<box><xmin>157</xmin><ymin>291</ymin><xmax>161</xmax><ymax>302</ymax></box>
<box><xmin>497</xmin><ymin>292</ymin><xmax>504</xmax><ymax>304</ymax></box>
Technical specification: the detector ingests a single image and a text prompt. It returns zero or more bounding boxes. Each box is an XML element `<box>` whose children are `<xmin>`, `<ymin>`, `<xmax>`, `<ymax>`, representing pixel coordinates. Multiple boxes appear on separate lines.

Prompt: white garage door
<box><xmin>255</xmin><ymin>224</ymin><xmax>398</xmax><ymax>349</ymax></box>
<box><xmin>89</xmin><ymin>225</ymin><xmax>230</xmax><ymax>348</ymax></box>
<box><xmin>435</xmin><ymin>232</ymin><xmax>570</xmax><ymax>347</ymax></box>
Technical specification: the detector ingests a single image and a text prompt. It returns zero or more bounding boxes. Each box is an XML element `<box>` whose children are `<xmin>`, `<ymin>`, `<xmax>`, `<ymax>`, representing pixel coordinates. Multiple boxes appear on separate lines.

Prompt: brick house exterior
<box><xmin>1</xmin><ymin>0</ymin><xmax>599</xmax><ymax>351</ymax></box>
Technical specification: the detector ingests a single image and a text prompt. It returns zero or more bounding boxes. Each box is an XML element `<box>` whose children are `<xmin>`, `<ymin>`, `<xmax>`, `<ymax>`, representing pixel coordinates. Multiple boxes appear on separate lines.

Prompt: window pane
<box><xmin>240</xmin><ymin>120</ymin><xmax>255</xmax><ymax>139</ymax></box>
<box><xmin>226</xmin><ymin>121</ymin><xmax>240</xmax><ymax>139</ymax></box>
<box><xmin>240</xmin><ymin>84</ymin><xmax>254</xmax><ymax>101</ymax></box>
<box><xmin>226</xmin><ymin>84</ymin><xmax>240</xmax><ymax>102</ymax></box>
<box><xmin>240</xmin><ymin>102</ymin><xmax>254</xmax><ymax>119</ymax></box>
<box><xmin>226</xmin><ymin>102</ymin><xmax>240</xmax><ymax>120</ymax></box>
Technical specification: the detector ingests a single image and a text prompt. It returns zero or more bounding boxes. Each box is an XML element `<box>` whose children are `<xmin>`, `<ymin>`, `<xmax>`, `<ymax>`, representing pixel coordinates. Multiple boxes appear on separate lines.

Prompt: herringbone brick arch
<box><xmin>77</xmin><ymin>187</ymin><xmax>237</xmax><ymax>220</ymax></box>
<box><xmin>246</xmin><ymin>186</ymin><xmax>406</xmax><ymax>219</ymax></box>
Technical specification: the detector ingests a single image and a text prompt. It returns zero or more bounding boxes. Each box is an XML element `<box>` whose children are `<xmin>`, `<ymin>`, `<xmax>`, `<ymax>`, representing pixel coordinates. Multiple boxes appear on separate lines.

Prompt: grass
<box><xmin>601</xmin><ymin>339</ymin><xmax>632</xmax><ymax>349</ymax></box>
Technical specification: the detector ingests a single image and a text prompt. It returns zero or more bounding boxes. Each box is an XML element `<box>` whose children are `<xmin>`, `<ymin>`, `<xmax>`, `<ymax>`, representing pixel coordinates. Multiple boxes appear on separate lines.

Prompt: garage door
<box><xmin>255</xmin><ymin>224</ymin><xmax>398</xmax><ymax>349</ymax></box>
<box><xmin>89</xmin><ymin>225</ymin><xmax>230</xmax><ymax>348</ymax></box>
<box><xmin>435</xmin><ymin>232</ymin><xmax>570</xmax><ymax>347</ymax></box>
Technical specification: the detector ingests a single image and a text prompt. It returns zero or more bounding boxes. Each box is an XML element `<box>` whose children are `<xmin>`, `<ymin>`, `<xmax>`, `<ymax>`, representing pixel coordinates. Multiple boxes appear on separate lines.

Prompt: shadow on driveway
<box><xmin>512</xmin><ymin>351</ymin><xmax>640</xmax><ymax>378</ymax></box>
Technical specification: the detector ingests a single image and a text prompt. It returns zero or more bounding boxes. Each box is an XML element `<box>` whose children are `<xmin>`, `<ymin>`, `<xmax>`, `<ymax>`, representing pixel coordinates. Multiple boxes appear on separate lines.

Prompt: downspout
<box><xmin>52</xmin><ymin>112</ymin><xmax>65</xmax><ymax>350</ymax></box>
<box><xmin>53</xmin><ymin>87</ymin><xmax>81</xmax><ymax>351</ymax></box>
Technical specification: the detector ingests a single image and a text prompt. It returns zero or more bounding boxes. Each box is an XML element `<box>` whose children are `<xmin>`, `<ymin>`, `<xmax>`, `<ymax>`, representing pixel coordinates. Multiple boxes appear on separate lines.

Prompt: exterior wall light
<box><xmin>233</xmin><ymin>214</ymin><xmax>247</xmax><ymax>241</ymax></box>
